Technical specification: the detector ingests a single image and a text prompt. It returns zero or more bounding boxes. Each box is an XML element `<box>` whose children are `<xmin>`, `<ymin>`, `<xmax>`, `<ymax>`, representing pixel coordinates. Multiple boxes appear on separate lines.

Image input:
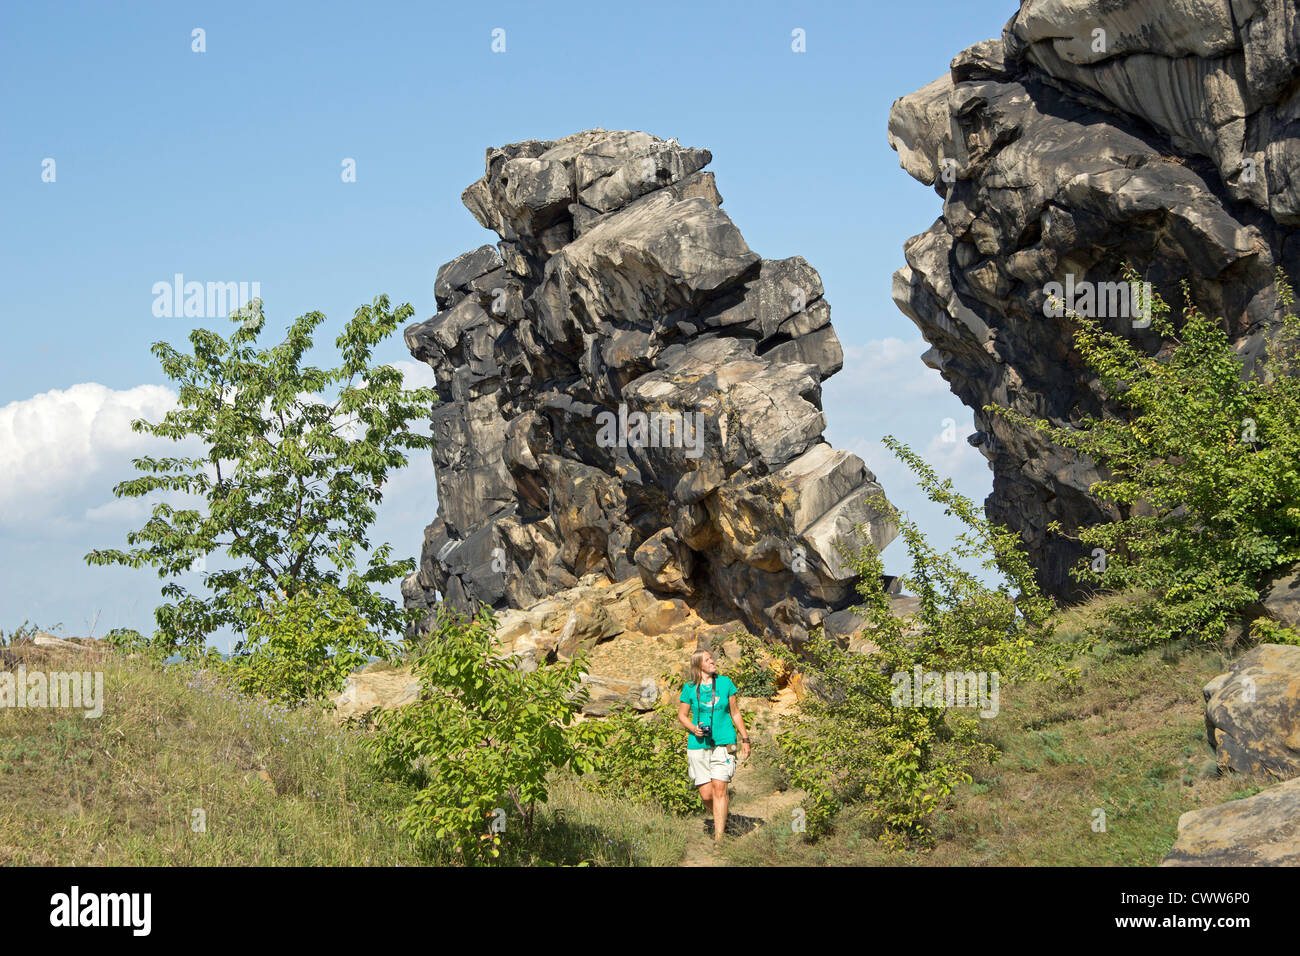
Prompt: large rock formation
<box><xmin>403</xmin><ymin>130</ymin><xmax>897</xmax><ymax>644</ymax></box>
<box><xmin>889</xmin><ymin>0</ymin><xmax>1300</xmax><ymax>598</ymax></box>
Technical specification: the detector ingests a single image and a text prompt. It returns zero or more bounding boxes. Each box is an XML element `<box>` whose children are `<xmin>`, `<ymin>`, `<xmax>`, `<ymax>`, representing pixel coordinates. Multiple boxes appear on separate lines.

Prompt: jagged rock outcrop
<box><xmin>403</xmin><ymin>130</ymin><xmax>897</xmax><ymax>643</ymax></box>
<box><xmin>889</xmin><ymin>0</ymin><xmax>1300</xmax><ymax>598</ymax></box>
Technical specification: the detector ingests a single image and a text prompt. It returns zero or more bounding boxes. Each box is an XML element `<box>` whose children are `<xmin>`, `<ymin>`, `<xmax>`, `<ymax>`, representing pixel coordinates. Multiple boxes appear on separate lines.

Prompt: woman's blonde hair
<box><xmin>687</xmin><ymin>648</ymin><xmax>712</xmax><ymax>687</ymax></box>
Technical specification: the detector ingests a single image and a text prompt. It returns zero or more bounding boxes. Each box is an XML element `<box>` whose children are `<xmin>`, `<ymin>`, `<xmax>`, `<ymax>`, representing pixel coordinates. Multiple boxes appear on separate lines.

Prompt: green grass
<box><xmin>0</xmin><ymin>654</ymin><xmax>418</xmax><ymax>865</ymax></box>
<box><xmin>0</xmin><ymin>651</ymin><xmax>691</xmax><ymax>866</ymax></box>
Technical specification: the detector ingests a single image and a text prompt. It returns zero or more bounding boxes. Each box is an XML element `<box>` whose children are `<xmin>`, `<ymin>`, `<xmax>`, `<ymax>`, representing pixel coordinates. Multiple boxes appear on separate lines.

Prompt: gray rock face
<box><xmin>889</xmin><ymin>2</ymin><xmax>1299</xmax><ymax>598</ymax></box>
<box><xmin>405</xmin><ymin>130</ymin><xmax>897</xmax><ymax>643</ymax></box>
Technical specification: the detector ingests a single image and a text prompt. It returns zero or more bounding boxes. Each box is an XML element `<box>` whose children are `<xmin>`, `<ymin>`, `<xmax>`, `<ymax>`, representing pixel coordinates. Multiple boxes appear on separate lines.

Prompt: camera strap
<box><xmin>695</xmin><ymin>678</ymin><xmax>717</xmax><ymax>739</ymax></box>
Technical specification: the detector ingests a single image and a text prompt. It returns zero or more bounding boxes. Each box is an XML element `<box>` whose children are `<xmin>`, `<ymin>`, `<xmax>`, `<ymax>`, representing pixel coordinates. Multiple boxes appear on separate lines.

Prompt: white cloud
<box><xmin>83</xmin><ymin>496</ymin><xmax>156</xmax><ymax>524</ymax></box>
<box><xmin>0</xmin><ymin>383</ymin><xmax>183</xmax><ymax>532</ymax></box>
<box><xmin>839</xmin><ymin>338</ymin><xmax>949</xmax><ymax>397</ymax></box>
<box><xmin>824</xmin><ymin>336</ymin><xmax>985</xmax><ymax>484</ymax></box>
<box><xmin>391</xmin><ymin>359</ymin><xmax>438</xmax><ymax>391</ymax></box>
<box><xmin>822</xmin><ymin>336</ymin><xmax>996</xmax><ymax>580</ymax></box>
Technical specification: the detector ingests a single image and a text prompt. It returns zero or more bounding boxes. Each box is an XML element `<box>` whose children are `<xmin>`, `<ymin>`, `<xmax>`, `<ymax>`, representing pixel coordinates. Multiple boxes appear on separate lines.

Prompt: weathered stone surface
<box><xmin>1162</xmin><ymin>775</ymin><xmax>1300</xmax><ymax>866</ymax></box>
<box><xmin>889</xmin><ymin>5</ymin><xmax>1299</xmax><ymax>599</ymax></box>
<box><xmin>31</xmin><ymin>634</ymin><xmax>94</xmax><ymax>652</ymax></box>
<box><xmin>1204</xmin><ymin>643</ymin><xmax>1300</xmax><ymax>780</ymax></box>
<box><xmin>339</xmin><ymin>572</ymin><xmax>760</xmax><ymax>719</ymax></box>
<box><xmin>634</xmin><ymin>527</ymin><xmax>694</xmax><ymax>595</ymax></box>
<box><xmin>579</xmin><ymin>673</ymin><xmax>662</xmax><ymax>717</ymax></box>
<box><xmin>331</xmin><ymin>662</ymin><xmax>423</xmax><ymax>722</ymax></box>
<box><xmin>405</xmin><ymin>129</ymin><xmax>898</xmax><ymax>643</ymax></box>
<box><xmin>1258</xmin><ymin>561</ymin><xmax>1300</xmax><ymax>632</ymax></box>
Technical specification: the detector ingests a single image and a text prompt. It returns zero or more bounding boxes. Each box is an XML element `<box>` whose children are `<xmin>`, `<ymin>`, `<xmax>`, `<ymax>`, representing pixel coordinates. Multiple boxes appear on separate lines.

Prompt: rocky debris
<box><xmin>403</xmin><ymin>129</ymin><xmax>897</xmax><ymax>644</ymax></box>
<box><xmin>1203</xmin><ymin>643</ymin><xmax>1300</xmax><ymax>780</ymax></box>
<box><xmin>1161</xmin><ymin>775</ymin><xmax>1300</xmax><ymax>866</ymax></box>
<box><xmin>494</xmin><ymin>572</ymin><xmax>757</xmax><ymax>713</ymax></box>
<box><xmin>0</xmin><ymin>634</ymin><xmax>105</xmax><ymax>671</ymax></box>
<box><xmin>888</xmin><ymin>1</ymin><xmax>1300</xmax><ymax>598</ymax></box>
<box><xmin>339</xmin><ymin>573</ymin><xmax>753</xmax><ymax>719</ymax></box>
<box><xmin>332</xmin><ymin>662</ymin><xmax>423</xmax><ymax>722</ymax></box>
<box><xmin>335</xmin><ymin>570</ymin><xmax>823</xmax><ymax>720</ymax></box>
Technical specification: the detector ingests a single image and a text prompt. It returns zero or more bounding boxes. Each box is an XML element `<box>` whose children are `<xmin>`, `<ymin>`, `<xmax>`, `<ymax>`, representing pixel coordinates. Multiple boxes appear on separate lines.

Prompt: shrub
<box><xmin>367</xmin><ymin>608</ymin><xmax>602</xmax><ymax>864</ymax></box>
<box><xmin>732</xmin><ymin>631</ymin><xmax>781</xmax><ymax>699</ymax></box>
<box><xmin>101</xmin><ymin>627</ymin><xmax>186</xmax><ymax>666</ymax></box>
<box><xmin>221</xmin><ymin>584</ymin><xmax>396</xmax><ymax>705</ymax></box>
<box><xmin>773</xmin><ymin>437</ymin><xmax>1066</xmax><ymax>843</ymax></box>
<box><xmin>582</xmin><ymin>692</ymin><xmax>701</xmax><ymax>816</ymax></box>
<box><xmin>987</xmin><ymin>267</ymin><xmax>1300</xmax><ymax>648</ymax></box>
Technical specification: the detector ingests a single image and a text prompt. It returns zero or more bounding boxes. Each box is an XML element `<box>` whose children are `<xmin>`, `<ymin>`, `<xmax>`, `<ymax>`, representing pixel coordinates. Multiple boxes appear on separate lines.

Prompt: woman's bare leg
<box><xmin>710</xmin><ymin>778</ymin><xmax>728</xmax><ymax>843</ymax></box>
<box><xmin>698</xmin><ymin>782</ymin><xmax>713</xmax><ymax>818</ymax></box>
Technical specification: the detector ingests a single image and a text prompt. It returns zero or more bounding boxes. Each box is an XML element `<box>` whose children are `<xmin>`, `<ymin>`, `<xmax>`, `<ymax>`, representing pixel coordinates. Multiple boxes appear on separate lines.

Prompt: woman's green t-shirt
<box><xmin>680</xmin><ymin>675</ymin><xmax>738</xmax><ymax>750</ymax></box>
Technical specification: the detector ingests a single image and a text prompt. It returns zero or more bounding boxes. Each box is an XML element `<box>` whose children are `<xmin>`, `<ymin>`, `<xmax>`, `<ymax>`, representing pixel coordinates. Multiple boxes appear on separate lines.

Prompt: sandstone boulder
<box><xmin>1204</xmin><ymin>644</ymin><xmax>1300</xmax><ymax>780</ymax></box>
<box><xmin>332</xmin><ymin>662</ymin><xmax>423</xmax><ymax>722</ymax></box>
<box><xmin>1162</xmin><ymin>776</ymin><xmax>1300</xmax><ymax>866</ymax></box>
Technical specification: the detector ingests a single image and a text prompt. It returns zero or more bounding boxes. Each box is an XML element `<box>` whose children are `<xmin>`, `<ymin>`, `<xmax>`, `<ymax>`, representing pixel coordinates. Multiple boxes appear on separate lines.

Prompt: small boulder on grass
<box><xmin>1203</xmin><ymin>643</ymin><xmax>1300</xmax><ymax>779</ymax></box>
<box><xmin>1162</xmin><ymin>776</ymin><xmax>1300</xmax><ymax>866</ymax></box>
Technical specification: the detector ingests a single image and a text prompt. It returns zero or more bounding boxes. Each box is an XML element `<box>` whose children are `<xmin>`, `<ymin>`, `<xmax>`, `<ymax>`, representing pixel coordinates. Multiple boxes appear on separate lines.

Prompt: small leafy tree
<box><xmin>84</xmin><ymin>296</ymin><xmax>436</xmax><ymax>666</ymax></box>
<box><xmin>775</xmin><ymin>437</ymin><xmax>1065</xmax><ymax>843</ymax></box>
<box><xmin>582</xmin><ymin>691</ymin><xmax>703</xmax><ymax>816</ymax></box>
<box><xmin>368</xmin><ymin>608</ymin><xmax>603</xmax><ymax>864</ymax></box>
<box><xmin>987</xmin><ymin>267</ymin><xmax>1300</xmax><ymax>647</ymax></box>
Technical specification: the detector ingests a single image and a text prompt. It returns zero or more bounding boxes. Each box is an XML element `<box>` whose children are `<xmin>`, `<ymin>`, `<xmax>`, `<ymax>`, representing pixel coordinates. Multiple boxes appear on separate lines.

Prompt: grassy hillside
<box><xmin>0</xmin><ymin>650</ymin><xmax>689</xmax><ymax>866</ymax></box>
<box><xmin>0</xmin><ymin>599</ymin><xmax>1271</xmax><ymax>866</ymax></box>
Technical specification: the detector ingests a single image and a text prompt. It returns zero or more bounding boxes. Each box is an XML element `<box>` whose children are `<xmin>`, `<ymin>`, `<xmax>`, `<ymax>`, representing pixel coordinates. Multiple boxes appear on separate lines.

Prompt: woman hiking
<box><xmin>677</xmin><ymin>648</ymin><xmax>751</xmax><ymax>847</ymax></box>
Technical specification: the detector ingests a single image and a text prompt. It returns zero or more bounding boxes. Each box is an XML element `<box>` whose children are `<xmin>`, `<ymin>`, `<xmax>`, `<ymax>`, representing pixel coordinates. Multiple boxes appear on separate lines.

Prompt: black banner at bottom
<box><xmin>0</xmin><ymin>865</ymin><xmax>1279</xmax><ymax>943</ymax></box>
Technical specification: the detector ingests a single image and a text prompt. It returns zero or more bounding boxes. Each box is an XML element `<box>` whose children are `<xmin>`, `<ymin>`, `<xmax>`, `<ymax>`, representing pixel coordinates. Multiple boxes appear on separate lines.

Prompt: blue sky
<box><xmin>1</xmin><ymin>0</ymin><xmax>1015</xmax><ymax>648</ymax></box>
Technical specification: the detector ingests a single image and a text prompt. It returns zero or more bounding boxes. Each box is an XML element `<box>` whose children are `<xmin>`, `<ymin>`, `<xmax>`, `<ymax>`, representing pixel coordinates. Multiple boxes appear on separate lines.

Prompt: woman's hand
<box><xmin>677</xmin><ymin>701</ymin><xmax>703</xmax><ymax>738</ymax></box>
<box><xmin>740</xmin><ymin>739</ymin><xmax>751</xmax><ymax>760</ymax></box>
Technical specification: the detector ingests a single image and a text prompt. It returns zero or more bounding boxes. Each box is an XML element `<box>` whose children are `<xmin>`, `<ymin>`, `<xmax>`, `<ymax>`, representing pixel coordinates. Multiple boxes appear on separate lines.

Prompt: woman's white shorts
<box><xmin>688</xmin><ymin>746</ymin><xmax>736</xmax><ymax>786</ymax></box>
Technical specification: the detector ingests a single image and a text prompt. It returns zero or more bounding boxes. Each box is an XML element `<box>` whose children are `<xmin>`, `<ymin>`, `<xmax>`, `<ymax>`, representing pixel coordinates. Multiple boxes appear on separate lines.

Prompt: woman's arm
<box><xmin>729</xmin><ymin>693</ymin><xmax>751</xmax><ymax>758</ymax></box>
<box><xmin>678</xmin><ymin>701</ymin><xmax>701</xmax><ymax>737</ymax></box>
